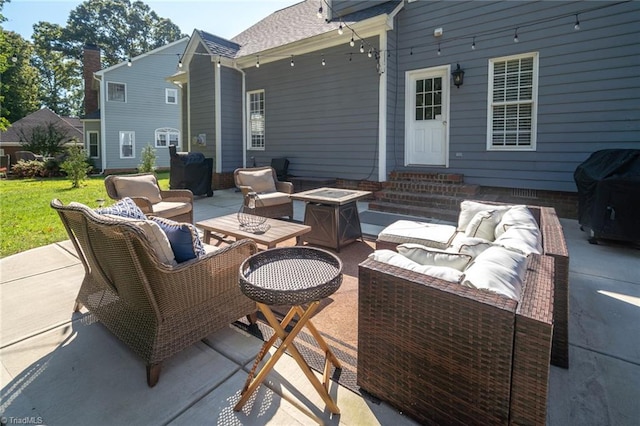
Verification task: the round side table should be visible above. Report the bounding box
[233,246,343,415]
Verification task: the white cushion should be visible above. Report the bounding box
[113,175,162,204]
[397,243,472,271]
[495,205,538,238]
[457,200,511,231]
[461,246,527,300]
[237,169,277,194]
[377,220,457,249]
[447,236,492,258]
[464,210,500,241]
[494,225,543,255]
[368,250,463,283]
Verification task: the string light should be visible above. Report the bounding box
[360,43,365,53]
[471,37,476,50]
[513,28,519,43]
[290,55,295,67]
[574,14,580,30]
[350,32,355,47]
[316,1,323,19]
[410,47,413,55]
[321,55,326,66]
[256,55,260,68]
[368,48,373,58]
[349,53,352,62]
[127,57,132,67]
[178,59,183,68]
[217,56,221,68]
[437,43,441,55]
[338,22,343,35]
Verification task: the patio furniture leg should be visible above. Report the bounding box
[73,301,83,312]
[147,363,161,387]
[247,312,258,324]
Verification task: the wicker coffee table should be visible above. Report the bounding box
[233,246,343,414]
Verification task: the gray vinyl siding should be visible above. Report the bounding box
[391,0,640,192]
[331,1,389,18]
[244,37,380,180]
[220,66,243,172]
[101,39,187,171]
[188,44,216,160]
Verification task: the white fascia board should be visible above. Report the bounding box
[234,14,391,68]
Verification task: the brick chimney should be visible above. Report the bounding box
[82,44,101,116]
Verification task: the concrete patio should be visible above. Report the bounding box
[1,189,639,425]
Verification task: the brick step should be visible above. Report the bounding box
[368,201,459,224]
[374,191,467,209]
[382,180,480,196]
[388,171,465,184]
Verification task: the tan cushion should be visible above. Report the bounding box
[254,191,291,207]
[377,220,457,249]
[113,175,162,204]
[237,169,277,194]
[151,201,192,218]
[397,243,472,271]
[368,249,463,283]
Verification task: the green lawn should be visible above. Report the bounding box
[0,172,169,258]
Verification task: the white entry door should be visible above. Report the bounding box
[405,66,450,167]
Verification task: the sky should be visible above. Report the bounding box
[2,0,301,41]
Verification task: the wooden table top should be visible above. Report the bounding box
[197,214,311,248]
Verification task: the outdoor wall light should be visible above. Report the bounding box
[452,64,465,88]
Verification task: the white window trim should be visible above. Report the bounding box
[107,81,127,103]
[246,89,265,151]
[486,52,538,151]
[119,131,135,159]
[154,127,180,148]
[165,88,178,105]
[87,130,100,159]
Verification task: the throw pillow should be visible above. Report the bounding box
[447,236,492,258]
[461,246,527,300]
[150,216,206,263]
[464,210,499,241]
[457,200,512,231]
[113,174,162,204]
[494,225,542,255]
[96,197,147,219]
[397,243,472,271]
[494,205,538,239]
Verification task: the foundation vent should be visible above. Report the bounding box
[512,188,538,199]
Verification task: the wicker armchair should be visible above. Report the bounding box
[51,199,258,387]
[234,166,294,220]
[105,173,194,223]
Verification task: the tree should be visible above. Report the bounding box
[31,22,82,117]
[18,121,73,157]
[61,0,185,68]
[0,30,40,124]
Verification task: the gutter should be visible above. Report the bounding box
[232,63,247,168]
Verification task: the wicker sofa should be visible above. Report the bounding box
[52,199,258,387]
[358,203,569,425]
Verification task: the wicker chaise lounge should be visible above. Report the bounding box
[357,205,569,425]
[52,199,258,387]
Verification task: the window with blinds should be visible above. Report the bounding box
[487,53,538,150]
[247,90,265,150]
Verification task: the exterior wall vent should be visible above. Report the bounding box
[512,188,538,199]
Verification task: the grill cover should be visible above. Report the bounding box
[574,149,640,242]
[169,145,213,197]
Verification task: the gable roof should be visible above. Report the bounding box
[0,108,84,144]
[196,0,402,60]
[95,37,190,76]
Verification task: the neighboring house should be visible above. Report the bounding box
[175,0,639,203]
[81,38,189,173]
[0,107,83,163]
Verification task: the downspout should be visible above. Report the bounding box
[378,29,387,183]
[233,63,247,168]
[214,61,222,173]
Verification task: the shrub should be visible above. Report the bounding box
[60,145,93,188]
[138,144,157,173]
[11,160,45,178]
